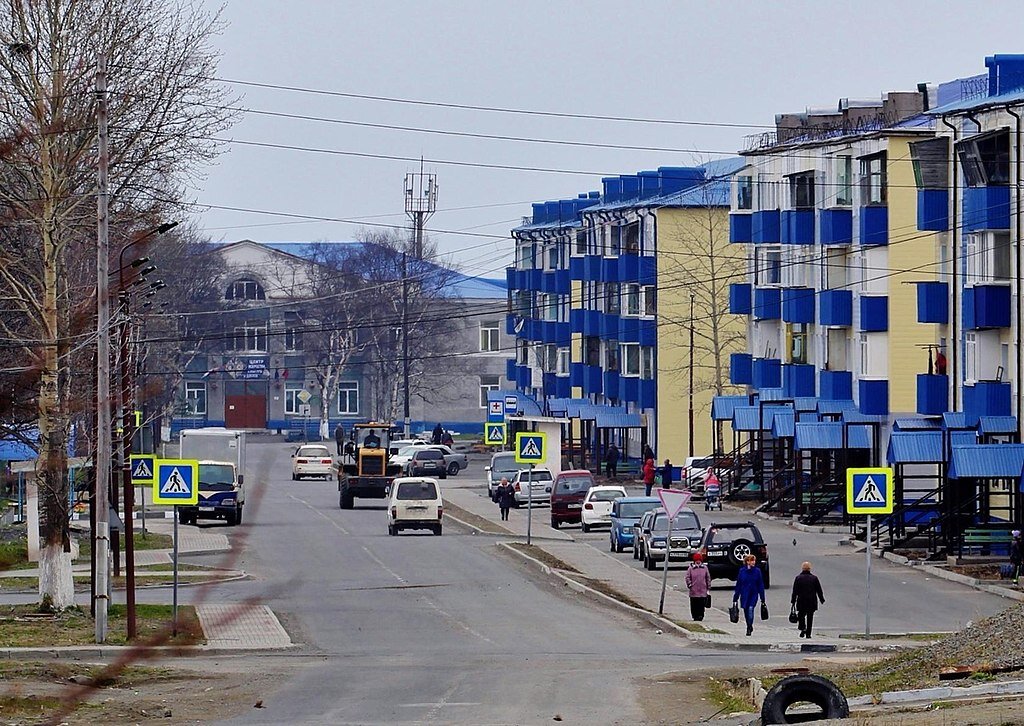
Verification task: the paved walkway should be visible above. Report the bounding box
[195,603,293,649]
[443,487,572,541]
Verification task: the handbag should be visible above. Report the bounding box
[788,604,799,624]
[654,473,663,486]
[728,603,739,623]
[704,594,712,608]
[760,602,770,621]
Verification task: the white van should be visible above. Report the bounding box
[387,477,443,536]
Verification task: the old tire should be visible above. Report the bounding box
[760,674,849,724]
[447,462,459,476]
[729,539,755,566]
[550,518,559,529]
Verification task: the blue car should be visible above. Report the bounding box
[609,497,660,553]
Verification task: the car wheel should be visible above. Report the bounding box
[226,510,238,527]
[609,535,616,553]
[235,505,243,525]
[447,462,459,476]
[434,524,443,536]
[581,522,590,533]
[340,490,354,509]
[550,517,559,529]
[291,473,297,481]
[439,471,447,480]
[761,675,849,723]
[644,554,655,570]
[613,537,623,554]
[388,523,395,536]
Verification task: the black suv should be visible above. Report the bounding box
[697,521,770,588]
[404,449,447,479]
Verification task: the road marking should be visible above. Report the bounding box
[420,596,494,645]
[398,703,481,708]
[288,494,350,535]
[361,546,406,584]
[426,673,470,721]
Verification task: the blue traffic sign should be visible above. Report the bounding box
[153,459,199,506]
[846,467,894,515]
[130,455,156,484]
[515,432,546,465]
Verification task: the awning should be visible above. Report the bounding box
[793,397,819,412]
[488,390,543,417]
[948,444,1024,481]
[979,416,1018,435]
[842,410,885,424]
[712,395,748,421]
[547,397,590,418]
[894,417,941,431]
[771,411,796,439]
[817,399,856,415]
[0,437,36,461]
[733,406,781,432]
[756,387,788,402]
[595,412,644,429]
[887,431,943,464]
[794,422,872,450]
[942,412,971,430]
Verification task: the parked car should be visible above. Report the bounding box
[485,452,520,498]
[429,445,469,476]
[511,467,553,506]
[633,509,658,560]
[387,477,443,536]
[609,497,660,553]
[403,448,448,479]
[388,439,428,456]
[682,455,717,489]
[697,521,770,587]
[291,444,334,480]
[549,470,596,528]
[390,446,424,470]
[580,485,627,532]
[639,508,703,570]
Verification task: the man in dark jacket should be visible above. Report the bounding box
[496,477,515,521]
[334,423,345,456]
[605,444,620,479]
[432,423,443,445]
[660,459,673,489]
[791,561,825,638]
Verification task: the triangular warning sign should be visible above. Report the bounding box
[161,467,189,494]
[657,488,693,518]
[132,459,152,479]
[487,426,504,442]
[520,438,542,458]
[854,476,884,504]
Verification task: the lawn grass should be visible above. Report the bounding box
[506,543,581,573]
[0,660,186,687]
[0,539,29,569]
[668,618,727,635]
[705,677,754,714]
[75,530,173,561]
[0,603,204,647]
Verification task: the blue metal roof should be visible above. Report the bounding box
[488,389,543,416]
[887,432,944,464]
[980,416,1019,435]
[0,436,36,461]
[842,410,885,424]
[732,406,779,432]
[927,87,1024,116]
[943,412,971,430]
[712,395,748,421]
[771,411,795,439]
[894,417,941,431]
[817,399,856,415]
[756,388,788,402]
[948,444,1024,480]
[793,397,819,412]
[595,412,644,429]
[794,422,872,451]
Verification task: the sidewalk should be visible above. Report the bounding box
[195,603,293,649]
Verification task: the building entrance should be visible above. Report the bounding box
[224,381,267,429]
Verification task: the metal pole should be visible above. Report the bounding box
[121,304,136,640]
[688,294,695,458]
[658,513,673,615]
[865,513,872,635]
[94,53,111,644]
[172,505,179,637]
[527,463,533,546]
[402,250,410,438]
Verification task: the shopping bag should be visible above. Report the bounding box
[760,602,770,621]
[654,473,663,486]
[728,603,739,623]
[788,605,799,624]
[704,594,712,608]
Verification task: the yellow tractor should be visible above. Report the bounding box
[337,423,402,509]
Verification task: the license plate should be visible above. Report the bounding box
[199,506,215,512]
[568,504,581,509]
[709,551,725,556]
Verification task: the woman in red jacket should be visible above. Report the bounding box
[642,457,656,496]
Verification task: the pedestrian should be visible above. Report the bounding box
[661,459,673,489]
[642,456,656,497]
[441,430,454,447]
[790,561,825,639]
[496,477,515,521]
[1011,530,1023,584]
[333,423,345,456]
[642,444,654,463]
[685,552,712,622]
[935,349,948,376]
[732,554,766,636]
[606,443,620,479]
[431,423,443,445]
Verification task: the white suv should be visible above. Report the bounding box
[387,477,443,536]
[511,468,553,506]
[580,485,627,532]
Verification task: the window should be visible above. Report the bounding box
[835,156,853,206]
[337,381,359,415]
[609,225,621,256]
[958,130,1010,187]
[556,347,570,376]
[539,294,558,321]
[479,320,500,352]
[965,333,977,383]
[232,324,267,352]
[754,247,782,285]
[515,243,534,270]
[517,340,529,365]
[605,341,620,372]
[643,286,656,316]
[623,222,640,254]
[605,283,620,314]
[624,284,641,316]
[757,173,779,210]
[284,386,307,415]
[966,232,1011,283]
[225,278,265,301]
[585,336,600,366]
[575,230,587,256]
[789,171,815,209]
[479,375,501,408]
[184,382,206,415]
[736,176,753,210]
[284,326,303,351]
[544,240,561,270]
[860,153,887,205]
[788,323,808,364]
[621,343,640,376]
[640,346,654,379]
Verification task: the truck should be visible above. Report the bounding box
[177,428,247,526]
[337,423,403,509]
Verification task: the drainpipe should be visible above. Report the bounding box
[941,114,959,410]
[1007,105,1023,431]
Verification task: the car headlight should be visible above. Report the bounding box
[221,498,236,506]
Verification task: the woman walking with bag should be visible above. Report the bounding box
[732,554,766,636]
[790,561,825,638]
[496,477,515,522]
[685,552,712,621]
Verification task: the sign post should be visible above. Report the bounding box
[846,467,894,636]
[130,455,156,536]
[484,422,507,447]
[515,432,546,547]
[153,459,199,636]
[656,488,693,615]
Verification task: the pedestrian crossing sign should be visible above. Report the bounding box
[484,422,507,446]
[515,432,546,465]
[130,455,156,485]
[153,458,199,505]
[846,467,894,515]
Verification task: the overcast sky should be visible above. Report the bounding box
[194,0,1024,277]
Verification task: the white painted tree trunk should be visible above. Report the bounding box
[37,542,75,610]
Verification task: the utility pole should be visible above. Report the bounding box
[402,163,437,437]
[94,54,111,644]
[688,293,695,459]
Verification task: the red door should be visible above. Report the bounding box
[224,382,267,428]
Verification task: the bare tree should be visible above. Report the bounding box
[0,0,234,609]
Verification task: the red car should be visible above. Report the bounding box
[549,470,596,528]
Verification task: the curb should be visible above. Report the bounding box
[442,502,573,542]
[0,643,301,659]
[751,509,849,535]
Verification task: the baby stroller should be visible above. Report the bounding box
[703,472,722,511]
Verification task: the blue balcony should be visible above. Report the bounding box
[600,313,620,339]
[638,319,656,347]
[620,376,640,404]
[730,213,752,244]
[641,380,657,409]
[584,365,603,395]
[783,363,816,397]
[505,267,517,290]
[569,308,585,334]
[555,269,571,295]
[860,296,888,332]
[618,317,639,343]
[859,206,889,245]
[782,287,815,324]
[916,281,949,324]
[963,380,1012,427]
[551,376,571,399]
[917,374,948,415]
[819,370,853,401]
[819,289,853,327]
[820,208,853,245]
[542,372,559,396]
[753,287,781,320]
[752,358,782,389]
[917,189,949,231]
[639,256,656,285]
[582,309,601,336]
[859,379,889,416]
[601,257,619,283]
[569,362,585,388]
[781,210,815,245]
[619,253,640,281]
[730,353,753,385]
[506,314,520,336]
[751,210,781,244]
[569,256,584,280]
[604,370,620,399]
[525,319,545,341]
[506,358,517,383]
[527,269,544,290]
[963,186,1011,232]
[963,285,1011,329]
[515,365,532,389]
[583,255,603,281]
[540,272,559,294]
[729,283,752,315]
